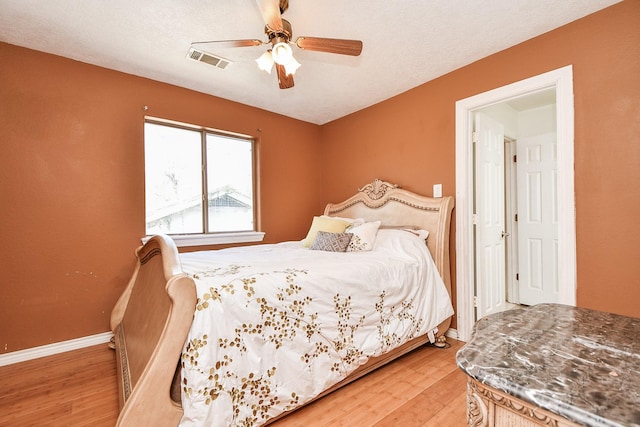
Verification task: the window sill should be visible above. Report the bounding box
[142,231,265,248]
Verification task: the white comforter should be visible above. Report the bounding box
[178,229,453,426]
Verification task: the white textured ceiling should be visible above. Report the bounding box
[0,0,620,124]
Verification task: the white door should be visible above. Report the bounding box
[516,132,559,305]
[504,139,520,304]
[474,112,507,319]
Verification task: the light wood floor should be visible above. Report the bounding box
[0,339,468,426]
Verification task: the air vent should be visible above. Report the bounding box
[186,48,232,70]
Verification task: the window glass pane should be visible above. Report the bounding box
[145,123,203,234]
[206,134,254,232]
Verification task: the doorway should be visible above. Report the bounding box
[454,66,577,342]
[474,91,559,319]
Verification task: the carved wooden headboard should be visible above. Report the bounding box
[324,179,454,296]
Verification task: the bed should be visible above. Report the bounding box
[110,178,455,426]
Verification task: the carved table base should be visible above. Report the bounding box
[466,378,580,427]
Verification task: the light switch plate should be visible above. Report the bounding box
[433,184,442,198]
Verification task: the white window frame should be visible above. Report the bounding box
[143,117,264,247]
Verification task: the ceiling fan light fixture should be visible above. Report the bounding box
[256,50,274,74]
[271,40,293,65]
[284,56,301,75]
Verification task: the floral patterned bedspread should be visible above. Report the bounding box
[178,229,454,426]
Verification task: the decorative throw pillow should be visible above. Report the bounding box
[346,221,381,252]
[310,231,353,252]
[302,216,351,247]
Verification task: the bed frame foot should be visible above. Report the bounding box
[433,335,448,348]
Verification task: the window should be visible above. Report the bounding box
[144,119,263,246]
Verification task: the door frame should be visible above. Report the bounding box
[454,65,577,342]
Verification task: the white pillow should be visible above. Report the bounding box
[406,229,430,241]
[378,225,429,241]
[346,221,381,252]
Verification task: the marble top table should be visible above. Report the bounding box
[456,304,640,427]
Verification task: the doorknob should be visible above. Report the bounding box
[501,231,510,238]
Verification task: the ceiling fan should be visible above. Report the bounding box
[191,0,363,89]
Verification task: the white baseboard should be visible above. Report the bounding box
[0,332,113,367]
[445,327,461,341]
[0,328,460,367]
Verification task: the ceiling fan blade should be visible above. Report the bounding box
[255,0,283,32]
[275,63,294,89]
[295,37,363,56]
[191,39,263,49]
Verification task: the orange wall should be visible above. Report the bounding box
[320,1,640,319]
[2,1,639,353]
[0,44,322,353]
